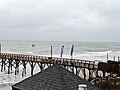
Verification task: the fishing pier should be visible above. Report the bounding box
[0,53,98,81]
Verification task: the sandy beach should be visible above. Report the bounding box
[0,86,11,90]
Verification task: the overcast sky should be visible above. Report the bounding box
[0,0,120,42]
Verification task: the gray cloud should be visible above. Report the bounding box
[0,0,120,41]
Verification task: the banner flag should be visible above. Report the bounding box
[70,44,74,57]
[60,45,64,57]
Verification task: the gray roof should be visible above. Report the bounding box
[12,65,99,90]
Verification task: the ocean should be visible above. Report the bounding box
[0,40,120,84]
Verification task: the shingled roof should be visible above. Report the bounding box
[12,65,100,90]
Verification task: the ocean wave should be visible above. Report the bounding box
[40,50,50,53]
[87,50,112,56]
[24,52,34,54]
[2,50,21,54]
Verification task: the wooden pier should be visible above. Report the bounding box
[0,53,98,81]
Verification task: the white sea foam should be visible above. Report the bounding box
[1,50,21,54]
[24,52,34,54]
[87,50,112,56]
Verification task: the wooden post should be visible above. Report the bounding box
[0,44,1,56]
[103,71,105,78]
[40,63,43,71]
[4,59,6,71]
[107,53,108,61]
[96,70,99,78]
[17,62,19,74]
[30,61,34,76]
[15,60,20,75]
[118,56,119,62]
[88,69,91,81]
[114,56,115,61]
[10,60,13,71]
[8,59,11,74]
[50,46,52,58]
[88,61,91,81]
[83,62,86,80]
[29,60,36,76]
[38,62,43,71]
[75,67,78,75]
[1,59,3,72]
[22,61,27,75]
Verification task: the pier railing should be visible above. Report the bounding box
[0,53,98,70]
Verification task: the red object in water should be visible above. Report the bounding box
[32,44,35,47]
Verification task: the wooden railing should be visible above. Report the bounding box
[0,53,98,70]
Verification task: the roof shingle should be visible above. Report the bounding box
[12,65,100,90]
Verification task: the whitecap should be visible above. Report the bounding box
[24,52,34,54]
[87,50,112,56]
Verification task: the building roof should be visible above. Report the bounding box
[12,65,99,90]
